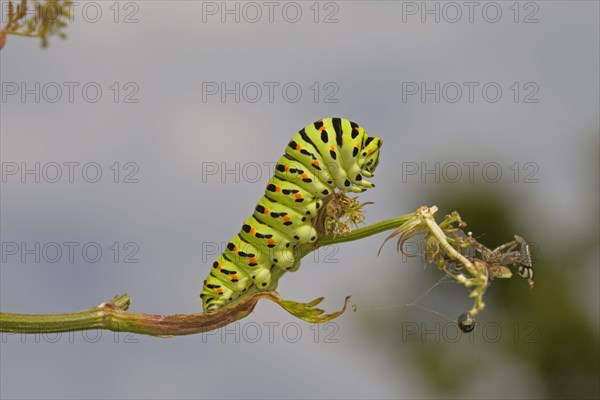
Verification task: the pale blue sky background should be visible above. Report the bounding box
[1,1,598,399]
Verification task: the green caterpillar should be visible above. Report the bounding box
[201,118,383,311]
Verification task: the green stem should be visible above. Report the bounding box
[0,292,268,336]
[0,214,414,336]
[317,214,414,247]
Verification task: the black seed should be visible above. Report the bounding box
[458,313,476,333]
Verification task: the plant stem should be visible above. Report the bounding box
[317,214,414,247]
[0,214,414,337]
[0,293,267,336]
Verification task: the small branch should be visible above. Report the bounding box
[0,293,352,337]
[2,292,262,336]
[317,214,415,247]
[0,206,532,336]
[0,214,413,336]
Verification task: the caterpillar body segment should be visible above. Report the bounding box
[201,118,382,311]
[265,176,322,217]
[239,216,296,271]
[223,236,264,272]
[274,154,334,198]
[254,196,318,244]
[210,255,252,291]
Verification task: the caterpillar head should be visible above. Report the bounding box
[360,136,383,176]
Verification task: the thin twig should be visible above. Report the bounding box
[0,214,414,337]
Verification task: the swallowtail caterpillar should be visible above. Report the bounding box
[200,118,382,311]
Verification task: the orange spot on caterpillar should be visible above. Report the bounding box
[319,126,326,131]
[283,216,291,222]
[295,143,302,150]
[355,143,360,148]
[330,145,335,151]
[267,238,275,244]
[264,208,270,215]
[217,288,223,294]
[312,160,319,166]
[301,173,308,179]
[367,149,372,155]
[276,186,281,192]
[249,258,257,264]
[217,265,222,270]
[231,274,238,280]
[294,193,302,199]
[284,166,290,172]
[250,227,256,234]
